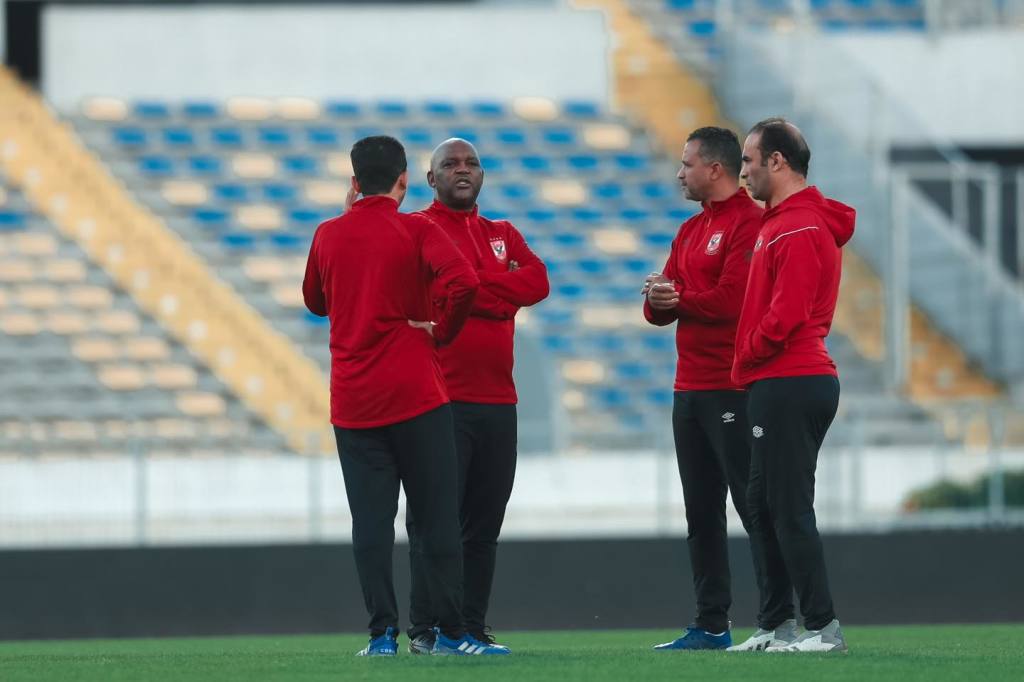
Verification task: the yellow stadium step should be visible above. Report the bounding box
[0,68,332,455]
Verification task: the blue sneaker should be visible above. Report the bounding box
[357,626,398,656]
[430,627,511,655]
[654,626,732,651]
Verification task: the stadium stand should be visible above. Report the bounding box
[70,92,955,448]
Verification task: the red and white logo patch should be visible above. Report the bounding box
[705,231,724,255]
[490,238,507,262]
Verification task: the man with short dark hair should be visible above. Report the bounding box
[643,126,775,651]
[303,135,507,657]
[405,138,549,655]
[733,117,855,653]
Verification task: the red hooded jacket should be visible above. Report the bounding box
[731,186,856,386]
[644,189,762,391]
[303,195,479,428]
[420,200,549,403]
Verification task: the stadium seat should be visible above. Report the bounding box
[543,128,577,146]
[642,232,675,249]
[271,283,304,308]
[112,126,147,147]
[307,127,341,147]
[82,97,128,121]
[277,97,321,121]
[583,124,632,151]
[221,233,255,250]
[592,182,624,200]
[325,101,361,118]
[480,156,504,173]
[68,285,113,309]
[269,233,306,250]
[469,101,505,118]
[326,153,354,177]
[163,127,195,147]
[97,364,147,391]
[138,155,175,177]
[187,155,224,176]
[162,180,209,206]
[0,259,34,281]
[236,205,282,231]
[552,232,586,249]
[401,127,433,147]
[614,361,653,382]
[540,179,587,206]
[0,211,27,230]
[96,310,141,335]
[513,97,558,122]
[520,156,552,172]
[689,20,717,37]
[0,312,40,335]
[176,392,227,417]
[563,101,601,119]
[211,127,245,147]
[258,127,293,147]
[576,258,610,277]
[570,207,604,224]
[567,155,600,172]
[615,154,648,171]
[43,259,87,283]
[305,181,347,206]
[71,337,119,362]
[423,101,458,118]
[562,359,606,384]
[212,183,250,203]
[193,208,231,229]
[15,233,58,256]
[620,208,651,223]
[263,183,299,203]
[499,183,532,200]
[593,229,639,255]
[226,97,273,121]
[182,101,219,119]
[151,364,199,390]
[280,155,319,176]
[542,334,576,354]
[123,337,171,361]
[232,153,278,179]
[17,285,60,309]
[377,101,410,118]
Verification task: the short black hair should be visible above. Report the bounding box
[686,126,741,178]
[350,135,407,195]
[748,117,810,177]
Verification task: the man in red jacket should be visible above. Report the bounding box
[643,127,780,651]
[405,138,549,654]
[733,118,856,653]
[303,136,507,657]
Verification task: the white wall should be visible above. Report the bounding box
[42,3,609,109]
[761,28,1024,145]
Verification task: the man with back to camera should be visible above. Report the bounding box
[733,117,855,653]
[302,135,508,656]
[643,127,788,651]
[405,138,550,654]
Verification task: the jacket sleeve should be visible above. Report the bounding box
[419,218,480,345]
[745,227,822,361]
[471,286,519,320]
[643,234,680,327]
[476,224,550,307]
[675,214,758,322]
[302,226,327,317]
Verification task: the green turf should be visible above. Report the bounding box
[1,625,1020,682]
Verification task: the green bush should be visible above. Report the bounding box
[903,469,1024,511]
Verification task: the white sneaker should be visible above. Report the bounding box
[772,619,848,653]
[729,619,799,652]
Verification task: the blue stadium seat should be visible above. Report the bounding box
[567,155,600,171]
[620,208,651,223]
[0,211,27,230]
[182,101,219,119]
[449,128,480,145]
[570,208,604,224]
[641,335,676,353]
[212,184,249,203]
[325,101,361,118]
[401,127,433,147]
[562,101,600,119]
[470,101,505,118]
[163,127,195,147]
[689,20,717,37]
[423,101,458,118]
[221,233,255,249]
[645,389,674,409]
[592,387,629,410]
[665,208,697,222]
[603,284,638,302]
[138,155,175,177]
[187,155,223,176]
[576,258,610,276]
[810,0,833,8]
[495,128,527,146]
[821,18,853,30]
[307,127,341,147]
[543,128,576,146]
[304,310,329,326]
[211,127,244,147]
[289,207,326,224]
[113,126,147,147]
[641,182,673,200]
[259,127,293,147]
[486,209,511,221]
[593,182,623,199]
[589,335,626,353]
[520,155,552,173]
[377,101,409,118]
[615,154,648,171]
[480,156,504,173]
[134,102,170,119]
[194,208,230,229]
[525,208,557,224]
[263,183,299,204]
[355,126,384,140]
[667,0,697,10]
[615,361,653,381]
[643,232,675,249]
[542,334,576,354]
[499,183,532,200]
[406,185,433,202]
[270,232,306,250]
[553,232,585,249]
[281,155,319,176]
[557,283,586,300]
[622,258,654,274]
[544,258,564,276]
[533,307,575,327]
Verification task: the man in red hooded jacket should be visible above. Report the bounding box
[732,118,856,653]
[405,138,549,654]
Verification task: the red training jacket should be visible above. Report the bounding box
[420,200,549,403]
[731,186,856,387]
[644,189,762,391]
[302,195,479,428]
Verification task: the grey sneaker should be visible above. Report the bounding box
[408,631,436,655]
[728,619,799,652]
[771,619,848,653]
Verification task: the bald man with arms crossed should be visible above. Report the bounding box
[405,138,549,655]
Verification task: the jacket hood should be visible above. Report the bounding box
[765,186,855,247]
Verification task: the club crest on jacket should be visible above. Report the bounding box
[490,238,507,262]
[706,231,724,255]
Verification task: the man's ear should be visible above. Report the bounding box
[351,176,361,194]
[396,170,409,192]
[427,169,436,188]
[769,151,786,173]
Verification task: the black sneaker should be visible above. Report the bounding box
[408,630,436,655]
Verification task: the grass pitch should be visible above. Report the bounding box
[1,624,1020,682]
